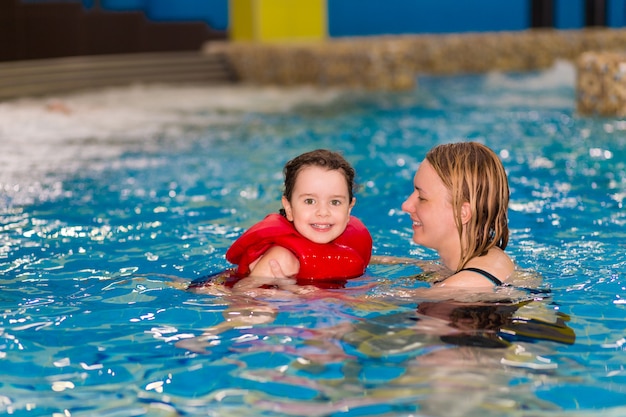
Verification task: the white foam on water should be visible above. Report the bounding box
[485,59,576,91]
[478,59,577,108]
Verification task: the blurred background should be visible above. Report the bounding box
[2,0,625,62]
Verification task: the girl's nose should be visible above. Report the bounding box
[317,204,330,216]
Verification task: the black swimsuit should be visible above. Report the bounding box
[458,267,504,286]
[433,267,553,297]
[432,267,506,286]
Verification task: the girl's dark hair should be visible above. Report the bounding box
[283,149,356,202]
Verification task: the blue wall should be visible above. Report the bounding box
[98,0,229,30]
[144,0,228,31]
[555,0,585,29]
[100,0,145,10]
[20,0,626,34]
[553,0,626,29]
[327,0,528,36]
[608,0,626,26]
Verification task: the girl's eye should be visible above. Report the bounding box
[304,198,315,205]
[330,200,342,206]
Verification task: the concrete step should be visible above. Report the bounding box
[0,51,237,100]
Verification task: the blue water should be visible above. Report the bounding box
[1,62,625,416]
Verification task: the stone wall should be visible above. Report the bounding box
[205,28,626,91]
[577,51,626,116]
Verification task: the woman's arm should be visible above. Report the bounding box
[370,255,446,274]
[232,246,300,291]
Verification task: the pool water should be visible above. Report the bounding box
[1,61,625,416]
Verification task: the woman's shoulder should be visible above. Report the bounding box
[438,247,514,288]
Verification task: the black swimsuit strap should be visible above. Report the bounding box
[458,267,504,286]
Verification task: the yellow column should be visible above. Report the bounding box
[230,0,327,42]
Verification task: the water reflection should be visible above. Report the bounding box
[416,299,575,349]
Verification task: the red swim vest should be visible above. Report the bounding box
[225,213,372,281]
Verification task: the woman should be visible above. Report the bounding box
[399,141,513,288]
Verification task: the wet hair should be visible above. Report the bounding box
[426,142,510,271]
[282,149,356,203]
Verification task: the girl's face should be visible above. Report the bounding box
[401,160,461,254]
[282,166,355,244]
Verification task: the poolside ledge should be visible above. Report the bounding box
[205,28,626,92]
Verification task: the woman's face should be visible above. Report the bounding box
[401,160,460,253]
[282,166,355,244]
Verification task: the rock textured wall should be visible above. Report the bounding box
[577,51,626,116]
[206,28,626,92]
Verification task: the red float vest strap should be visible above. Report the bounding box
[225,213,372,280]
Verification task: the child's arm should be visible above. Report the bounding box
[250,246,300,277]
[232,246,300,291]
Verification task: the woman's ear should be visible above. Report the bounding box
[460,201,472,225]
[281,196,294,221]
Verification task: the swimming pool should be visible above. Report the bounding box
[1,61,625,416]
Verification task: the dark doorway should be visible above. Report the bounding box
[586,0,607,26]
[0,0,226,62]
[531,0,554,28]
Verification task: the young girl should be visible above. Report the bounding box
[399,141,514,289]
[189,149,372,292]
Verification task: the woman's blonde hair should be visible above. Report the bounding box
[426,142,509,271]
